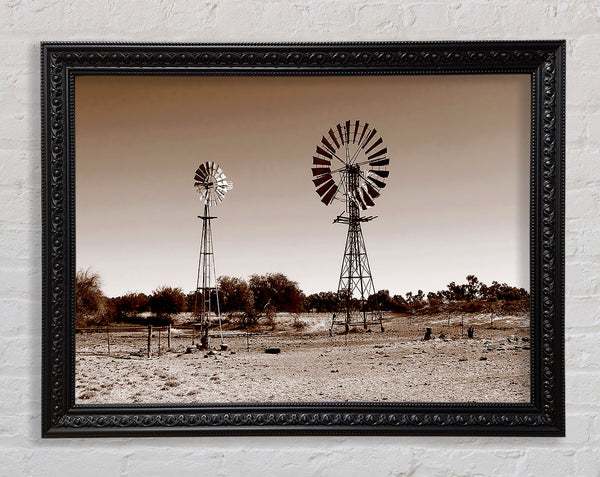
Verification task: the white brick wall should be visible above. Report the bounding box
[0,1,598,475]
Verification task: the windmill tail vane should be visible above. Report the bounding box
[311,120,389,335]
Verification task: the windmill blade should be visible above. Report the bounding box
[365,137,383,154]
[368,147,387,160]
[316,146,333,159]
[321,136,336,153]
[352,187,366,210]
[337,124,344,145]
[361,187,375,207]
[197,163,209,177]
[313,157,331,166]
[369,169,389,178]
[369,158,389,167]
[362,128,377,149]
[365,182,381,198]
[313,173,333,187]
[321,184,338,205]
[312,167,331,177]
[316,179,335,197]
[345,120,351,144]
[328,129,340,148]
[353,120,360,143]
[367,176,387,188]
[358,122,369,145]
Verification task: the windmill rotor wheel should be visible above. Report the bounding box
[311,120,390,209]
[194,161,233,206]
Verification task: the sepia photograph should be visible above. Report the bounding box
[74,73,531,405]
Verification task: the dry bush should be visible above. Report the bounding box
[292,317,307,331]
[263,306,277,331]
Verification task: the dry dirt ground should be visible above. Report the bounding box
[75,312,530,404]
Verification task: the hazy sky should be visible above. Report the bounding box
[76,74,530,298]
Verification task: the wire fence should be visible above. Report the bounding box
[76,324,256,358]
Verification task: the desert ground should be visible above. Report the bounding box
[75,312,530,404]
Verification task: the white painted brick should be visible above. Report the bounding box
[127,449,224,476]
[568,70,600,110]
[0,379,33,414]
[64,0,114,30]
[567,188,600,220]
[566,296,600,327]
[516,449,577,477]
[564,413,592,445]
[12,0,68,32]
[587,113,600,146]
[581,226,600,256]
[0,228,40,270]
[307,2,357,31]
[574,448,600,477]
[566,113,587,145]
[566,259,600,297]
[452,1,503,34]
[418,449,521,476]
[566,372,600,408]
[567,147,600,188]
[355,3,403,34]
[162,2,219,33]
[30,450,123,477]
[0,335,39,372]
[0,449,33,477]
[571,33,600,72]
[406,3,454,32]
[566,333,600,370]
[0,186,39,228]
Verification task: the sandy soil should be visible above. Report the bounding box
[75,312,530,404]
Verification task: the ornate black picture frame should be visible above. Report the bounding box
[41,41,565,437]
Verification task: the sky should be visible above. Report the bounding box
[75,74,530,298]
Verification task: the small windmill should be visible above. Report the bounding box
[311,120,389,334]
[193,162,233,348]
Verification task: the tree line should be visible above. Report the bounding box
[76,269,529,328]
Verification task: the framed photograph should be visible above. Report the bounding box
[41,41,565,437]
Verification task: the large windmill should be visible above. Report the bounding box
[193,161,233,348]
[311,120,389,334]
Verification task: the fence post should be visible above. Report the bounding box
[106,326,110,355]
[461,316,464,337]
[147,325,152,358]
[158,329,161,355]
[168,324,171,349]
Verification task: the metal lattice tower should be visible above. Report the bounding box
[333,166,381,333]
[310,120,389,335]
[193,162,233,348]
